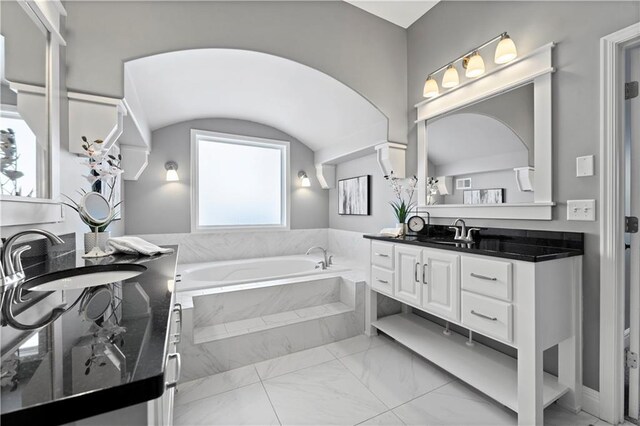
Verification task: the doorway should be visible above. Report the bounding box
[627,44,640,424]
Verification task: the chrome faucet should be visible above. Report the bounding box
[1,229,64,287]
[305,246,333,270]
[449,219,480,243]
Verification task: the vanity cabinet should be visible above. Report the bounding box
[365,236,582,426]
[421,250,460,322]
[394,245,422,305]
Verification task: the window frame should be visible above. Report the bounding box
[190,129,290,233]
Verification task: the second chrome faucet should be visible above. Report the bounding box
[449,219,480,243]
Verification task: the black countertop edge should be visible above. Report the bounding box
[1,375,164,426]
[363,234,583,263]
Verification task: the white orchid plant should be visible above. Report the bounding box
[61,137,123,232]
[385,173,418,224]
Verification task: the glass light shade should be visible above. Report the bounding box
[300,176,311,187]
[423,77,439,98]
[442,65,459,88]
[166,169,179,182]
[495,35,517,64]
[465,53,485,78]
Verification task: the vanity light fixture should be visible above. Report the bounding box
[423,76,439,98]
[165,161,179,182]
[495,34,518,64]
[442,65,459,88]
[464,52,485,78]
[298,171,311,187]
[421,32,517,98]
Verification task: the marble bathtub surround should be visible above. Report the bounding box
[138,228,329,264]
[178,277,366,381]
[138,228,369,266]
[192,276,345,327]
[174,334,602,426]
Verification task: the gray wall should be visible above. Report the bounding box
[125,118,329,234]
[329,153,398,233]
[404,0,639,391]
[63,1,408,144]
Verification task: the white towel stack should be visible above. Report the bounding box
[106,236,174,256]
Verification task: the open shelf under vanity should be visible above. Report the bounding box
[373,313,569,413]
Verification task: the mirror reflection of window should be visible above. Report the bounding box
[0,1,48,198]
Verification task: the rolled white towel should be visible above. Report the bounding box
[106,236,174,256]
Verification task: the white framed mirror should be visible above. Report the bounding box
[0,0,66,226]
[416,43,555,220]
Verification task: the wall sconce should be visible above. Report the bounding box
[165,161,179,182]
[422,32,518,98]
[298,171,311,187]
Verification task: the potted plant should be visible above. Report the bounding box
[386,173,418,236]
[61,137,123,252]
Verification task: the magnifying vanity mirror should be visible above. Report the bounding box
[426,83,534,205]
[81,192,113,258]
[81,192,112,224]
[0,1,49,198]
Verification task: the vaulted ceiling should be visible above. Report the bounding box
[123,49,388,164]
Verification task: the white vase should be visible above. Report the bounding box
[84,231,111,253]
[396,223,407,236]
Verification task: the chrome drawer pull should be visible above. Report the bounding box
[414,262,420,282]
[422,263,428,285]
[173,303,183,343]
[470,273,498,281]
[374,253,390,258]
[376,278,389,284]
[165,352,182,389]
[470,310,498,321]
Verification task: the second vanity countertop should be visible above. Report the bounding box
[0,244,179,426]
[364,226,584,262]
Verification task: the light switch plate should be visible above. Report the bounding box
[567,199,596,221]
[576,155,595,177]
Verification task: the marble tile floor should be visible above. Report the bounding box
[174,334,605,426]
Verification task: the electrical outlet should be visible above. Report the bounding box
[567,199,596,221]
[576,155,595,177]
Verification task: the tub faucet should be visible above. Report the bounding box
[306,246,333,269]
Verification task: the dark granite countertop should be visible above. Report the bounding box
[364,226,583,262]
[0,241,179,426]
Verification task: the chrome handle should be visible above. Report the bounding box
[172,303,183,343]
[374,253,389,258]
[470,273,497,281]
[470,310,498,321]
[165,353,182,389]
[414,262,420,282]
[376,278,389,284]
[422,263,428,284]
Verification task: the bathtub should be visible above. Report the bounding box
[178,255,345,291]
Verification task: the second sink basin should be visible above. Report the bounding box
[23,264,147,292]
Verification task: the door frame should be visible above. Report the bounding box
[600,21,640,425]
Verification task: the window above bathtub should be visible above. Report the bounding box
[191,129,290,232]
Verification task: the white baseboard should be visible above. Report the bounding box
[582,386,600,418]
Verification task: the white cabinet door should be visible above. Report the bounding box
[421,249,460,321]
[394,245,422,306]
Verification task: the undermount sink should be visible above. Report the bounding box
[22,264,147,292]
[419,237,474,246]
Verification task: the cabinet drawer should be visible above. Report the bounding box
[461,291,513,343]
[372,242,394,269]
[461,256,513,301]
[371,266,394,296]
